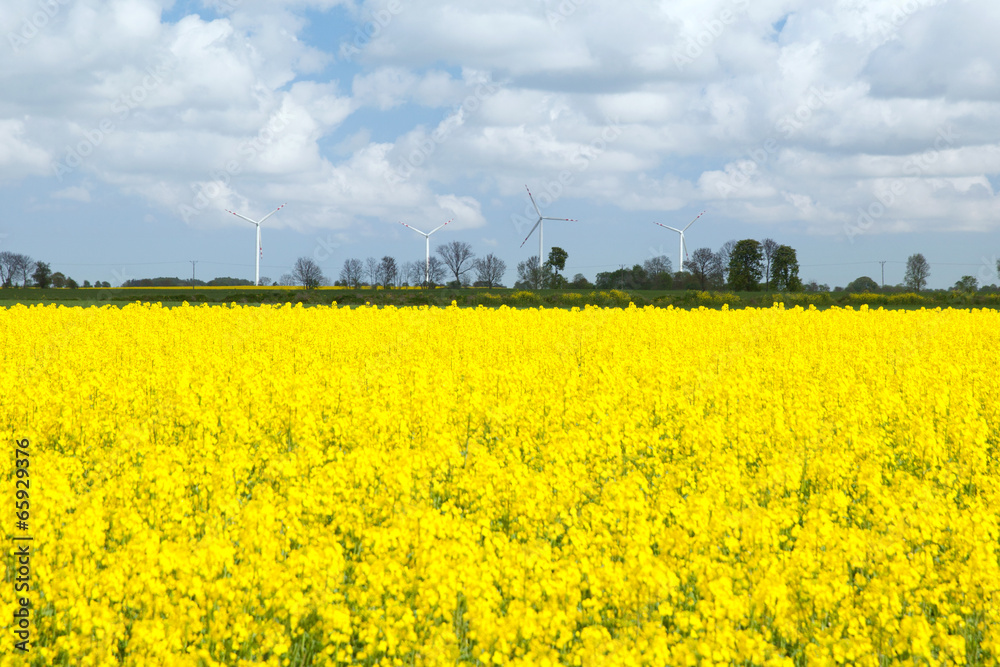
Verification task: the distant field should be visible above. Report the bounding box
[1,286,999,310]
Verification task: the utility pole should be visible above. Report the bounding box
[879,260,887,289]
[620,264,626,290]
[190,260,197,283]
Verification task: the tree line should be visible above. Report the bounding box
[8,241,997,293]
[0,253,111,289]
[587,238,803,292]
[326,242,508,289]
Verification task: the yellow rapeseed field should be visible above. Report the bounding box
[2,302,999,666]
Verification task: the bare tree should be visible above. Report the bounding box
[761,238,779,290]
[688,248,723,290]
[904,253,931,291]
[365,257,379,287]
[0,251,16,287]
[339,258,364,288]
[292,257,325,288]
[436,241,476,285]
[0,253,33,287]
[427,257,446,285]
[378,256,398,287]
[643,255,672,277]
[474,253,507,288]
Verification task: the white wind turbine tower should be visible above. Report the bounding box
[520,185,577,274]
[225,204,286,286]
[399,219,451,285]
[654,211,705,274]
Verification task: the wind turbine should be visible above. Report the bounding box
[654,211,705,274]
[225,204,286,286]
[400,219,450,285]
[519,185,577,274]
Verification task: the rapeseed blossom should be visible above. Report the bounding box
[1,303,998,665]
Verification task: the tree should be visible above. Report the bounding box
[687,248,723,290]
[570,273,592,288]
[51,272,66,288]
[65,277,79,289]
[904,253,930,291]
[426,257,446,285]
[727,240,763,291]
[83,280,92,288]
[0,252,33,287]
[845,276,879,293]
[803,280,830,292]
[547,247,568,281]
[436,241,475,285]
[769,245,802,292]
[643,255,673,289]
[339,258,364,288]
[596,265,647,290]
[0,251,15,287]
[474,254,507,288]
[32,261,52,289]
[13,255,33,287]
[717,240,737,286]
[278,274,295,286]
[761,238,779,290]
[378,256,398,287]
[515,256,553,289]
[365,257,379,287]
[953,275,978,292]
[292,257,325,288]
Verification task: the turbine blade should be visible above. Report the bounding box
[257,203,287,225]
[655,223,683,233]
[226,210,258,225]
[542,217,577,222]
[401,222,428,236]
[428,219,452,235]
[519,218,542,248]
[525,185,542,218]
[682,210,706,232]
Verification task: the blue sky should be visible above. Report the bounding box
[1,0,998,288]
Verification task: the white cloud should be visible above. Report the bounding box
[0,0,998,256]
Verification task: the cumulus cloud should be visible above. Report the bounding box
[0,0,997,246]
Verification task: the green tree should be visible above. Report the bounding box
[32,261,52,289]
[727,240,763,291]
[547,247,568,277]
[761,238,779,290]
[51,271,66,288]
[769,245,802,291]
[768,245,802,292]
[845,276,879,293]
[904,253,930,291]
[953,275,978,292]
